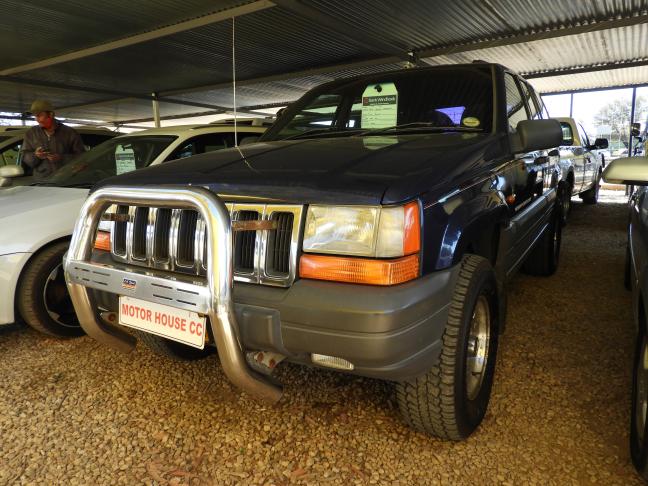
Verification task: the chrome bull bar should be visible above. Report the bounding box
[63,186,282,403]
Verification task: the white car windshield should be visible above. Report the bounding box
[37,135,177,188]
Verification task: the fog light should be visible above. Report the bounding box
[311,354,354,370]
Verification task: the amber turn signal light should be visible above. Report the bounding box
[299,254,420,286]
[94,230,111,252]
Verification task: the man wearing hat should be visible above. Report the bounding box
[21,100,85,180]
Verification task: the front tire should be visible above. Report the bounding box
[559,181,573,226]
[395,255,499,440]
[581,172,601,204]
[17,241,84,337]
[631,328,648,479]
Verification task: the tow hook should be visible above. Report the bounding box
[246,351,286,376]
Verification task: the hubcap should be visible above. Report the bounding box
[43,263,79,328]
[466,295,491,401]
[635,335,648,442]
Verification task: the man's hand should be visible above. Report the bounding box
[46,153,62,163]
[35,147,49,159]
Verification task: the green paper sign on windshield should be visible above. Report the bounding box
[360,82,398,129]
[115,145,137,175]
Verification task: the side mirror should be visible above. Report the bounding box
[513,119,562,153]
[0,165,24,178]
[593,138,609,149]
[603,156,648,185]
[632,122,642,138]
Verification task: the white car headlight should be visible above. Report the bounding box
[303,202,420,258]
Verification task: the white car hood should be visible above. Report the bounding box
[0,185,88,255]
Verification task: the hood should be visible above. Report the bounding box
[0,185,88,254]
[95,133,503,205]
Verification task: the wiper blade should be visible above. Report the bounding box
[281,128,363,140]
[356,123,484,137]
[30,182,58,187]
[62,182,94,189]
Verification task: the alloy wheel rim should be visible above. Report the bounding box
[636,335,648,443]
[43,263,80,328]
[466,295,491,401]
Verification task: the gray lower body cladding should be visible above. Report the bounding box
[90,261,461,382]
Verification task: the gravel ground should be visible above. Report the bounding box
[0,189,643,485]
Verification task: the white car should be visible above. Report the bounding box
[0,122,267,336]
[0,126,118,185]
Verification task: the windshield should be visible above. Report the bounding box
[263,66,494,141]
[42,135,177,187]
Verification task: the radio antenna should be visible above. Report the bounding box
[232,16,238,147]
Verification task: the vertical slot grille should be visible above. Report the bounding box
[176,210,198,267]
[112,205,129,255]
[109,202,301,286]
[267,212,294,275]
[153,208,172,261]
[234,210,258,272]
[131,207,149,260]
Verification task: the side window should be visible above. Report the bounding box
[560,122,574,146]
[0,141,22,166]
[198,133,235,153]
[577,124,590,148]
[80,134,114,150]
[519,81,541,119]
[166,140,197,161]
[505,74,528,132]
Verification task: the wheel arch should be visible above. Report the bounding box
[14,236,72,306]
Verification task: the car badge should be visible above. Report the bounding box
[122,278,137,291]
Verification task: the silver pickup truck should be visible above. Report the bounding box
[555,117,608,222]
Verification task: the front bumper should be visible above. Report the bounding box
[88,259,460,381]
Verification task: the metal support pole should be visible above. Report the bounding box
[152,92,161,128]
[630,86,637,156]
[569,93,574,118]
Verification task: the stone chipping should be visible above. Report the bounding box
[0,190,642,485]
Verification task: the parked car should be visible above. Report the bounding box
[0,123,267,337]
[0,126,118,187]
[602,156,648,480]
[63,63,563,439]
[554,117,608,220]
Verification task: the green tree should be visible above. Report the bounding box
[594,95,647,146]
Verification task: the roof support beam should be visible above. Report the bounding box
[0,0,275,76]
[418,14,648,59]
[522,59,648,79]
[0,75,244,114]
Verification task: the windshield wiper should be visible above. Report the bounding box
[281,128,363,140]
[356,123,484,137]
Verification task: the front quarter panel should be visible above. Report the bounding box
[0,252,31,325]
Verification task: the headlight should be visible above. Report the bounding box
[303,202,420,258]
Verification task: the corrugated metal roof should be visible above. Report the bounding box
[0,0,251,70]
[422,23,648,75]
[10,7,387,97]
[171,62,406,109]
[1,0,647,122]
[529,65,648,93]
